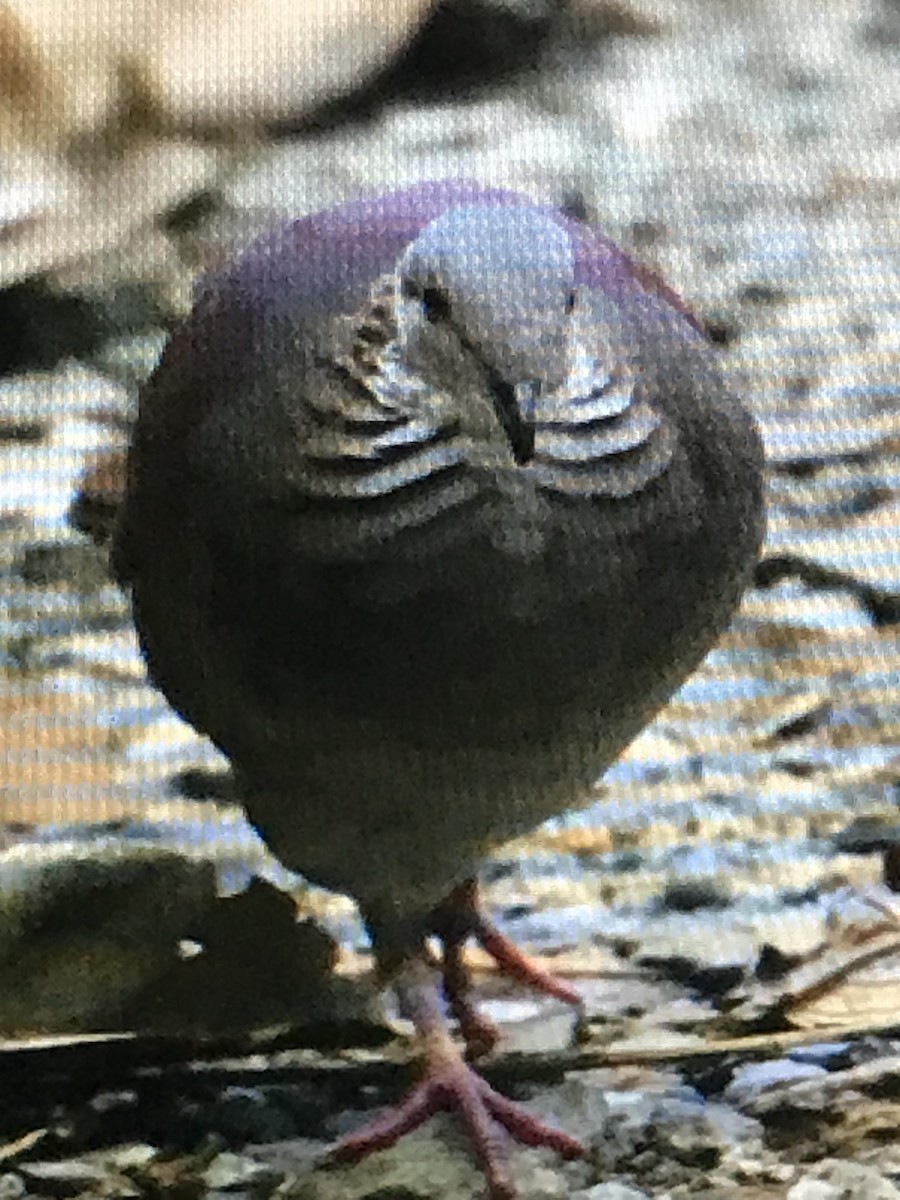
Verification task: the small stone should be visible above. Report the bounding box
[575,1183,650,1200]
[14,541,110,588]
[20,1159,137,1198]
[730,1157,796,1185]
[788,1161,900,1200]
[202,1151,282,1192]
[105,1144,157,1171]
[725,1060,828,1108]
[0,419,46,443]
[518,1164,573,1199]
[788,1183,835,1200]
[657,879,731,913]
[788,1043,852,1068]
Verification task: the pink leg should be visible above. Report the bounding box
[442,934,502,1057]
[433,879,583,1021]
[328,958,586,1200]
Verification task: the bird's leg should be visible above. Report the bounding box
[328,955,586,1200]
[431,878,584,1057]
[441,932,503,1056]
[430,881,503,1056]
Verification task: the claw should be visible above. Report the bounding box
[332,895,587,1198]
[432,879,583,1057]
[330,967,585,1200]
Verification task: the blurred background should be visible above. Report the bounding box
[0,0,898,1044]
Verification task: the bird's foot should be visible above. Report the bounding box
[441,935,503,1057]
[431,878,584,1053]
[329,1035,585,1200]
[473,912,583,1008]
[326,957,586,1199]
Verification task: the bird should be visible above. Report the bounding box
[112,179,765,1198]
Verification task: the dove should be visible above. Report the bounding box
[113,180,764,1198]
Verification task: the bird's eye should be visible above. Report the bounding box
[421,286,452,324]
[401,277,452,324]
[565,289,577,314]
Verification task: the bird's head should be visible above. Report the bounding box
[353,202,643,470]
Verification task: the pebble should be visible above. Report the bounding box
[725,1060,829,1108]
[201,1150,284,1192]
[788,1042,853,1068]
[575,1185,650,1200]
[788,1161,900,1200]
[13,541,111,589]
[19,1158,138,1198]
